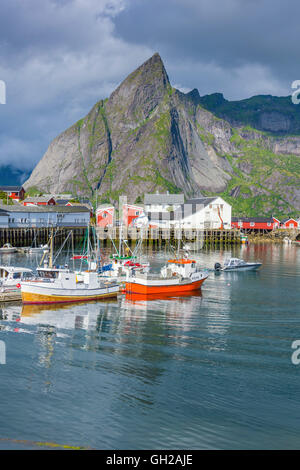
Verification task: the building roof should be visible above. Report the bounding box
[55,199,70,205]
[0,186,24,192]
[0,210,9,217]
[232,216,274,223]
[24,196,55,203]
[185,197,217,207]
[0,205,90,213]
[96,204,115,210]
[144,193,184,205]
[281,218,298,223]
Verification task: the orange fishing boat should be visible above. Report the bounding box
[125,258,208,295]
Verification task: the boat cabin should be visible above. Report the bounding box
[0,266,34,284]
[161,259,197,278]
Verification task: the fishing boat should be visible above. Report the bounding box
[20,228,119,304]
[0,243,17,254]
[214,258,262,272]
[20,269,119,304]
[0,266,34,290]
[125,258,208,295]
[28,244,49,254]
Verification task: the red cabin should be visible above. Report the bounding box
[0,185,25,202]
[96,205,114,228]
[23,196,56,206]
[281,218,298,229]
[122,204,145,227]
[231,216,276,231]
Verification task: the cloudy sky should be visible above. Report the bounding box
[0,0,298,176]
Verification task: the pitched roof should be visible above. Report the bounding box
[232,216,274,223]
[0,205,90,213]
[281,218,298,223]
[144,193,184,205]
[0,186,24,192]
[184,197,217,207]
[24,196,55,203]
[96,204,115,210]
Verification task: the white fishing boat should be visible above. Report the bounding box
[0,243,17,254]
[20,227,119,304]
[214,258,262,272]
[0,266,34,291]
[20,268,119,305]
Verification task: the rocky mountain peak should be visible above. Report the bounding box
[108,52,170,121]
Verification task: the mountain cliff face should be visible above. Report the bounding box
[25,53,300,217]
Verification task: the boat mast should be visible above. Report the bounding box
[49,227,54,268]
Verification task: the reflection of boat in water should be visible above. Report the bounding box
[125,289,202,303]
[214,258,262,272]
[0,243,17,254]
[21,297,117,316]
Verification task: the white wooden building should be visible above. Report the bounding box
[147,196,231,229]
[0,205,90,228]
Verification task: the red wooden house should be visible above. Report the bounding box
[231,216,277,231]
[0,185,25,202]
[96,205,114,228]
[23,196,56,206]
[122,204,145,227]
[281,218,298,229]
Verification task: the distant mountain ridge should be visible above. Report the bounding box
[24,53,300,217]
[198,93,300,134]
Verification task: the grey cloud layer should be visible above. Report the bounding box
[0,0,297,173]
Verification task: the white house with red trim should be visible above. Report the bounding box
[96,205,115,227]
[148,196,231,229]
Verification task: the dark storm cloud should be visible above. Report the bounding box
[0,0,298,175]
[115,0,298,95]
[0,0,152,170]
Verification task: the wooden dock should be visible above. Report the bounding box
[0,227,87,248]
[0,290,22,302]
[96,227,241,247]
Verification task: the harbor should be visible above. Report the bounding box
[0,242,299,449]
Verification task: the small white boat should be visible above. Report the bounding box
[215,258,262,272]
[0,243,17,254]
[0,266,34,291]
[28,244,49,254]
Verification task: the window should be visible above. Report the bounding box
[103,213,107,218]
[267,223,271,227]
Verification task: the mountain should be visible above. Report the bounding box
[24,53,300,217]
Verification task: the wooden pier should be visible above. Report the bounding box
[0,290,21,302]
[96,227,241,247]
[0,227,87,248]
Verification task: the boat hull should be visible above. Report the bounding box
[223,263,261,272]
[125,277,207,295]
[21,283,119,304]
